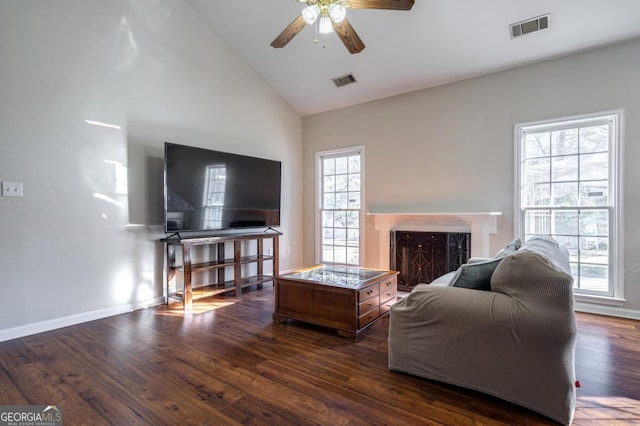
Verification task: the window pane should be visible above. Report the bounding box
[580,210,608,236]
[579,264,608,292]
[322,228,334,244]
[347,229,359,246]
[346,211,359,228]
[323,245,334,262]
[552,155,578,182]
[347,247,359,264]
[580,152,608,180]
[322,211,334,227]
[334,247,347,263]
[580,181,608,206]
[553,210,578,235]
[348,155,360,173]
[525,183,550,206]
[579,125,608,153]
[525,210,550,234]
[335,192,348,209]
[323,193,335,209]
[334,211,346,228]
[348,192,360,209]
[324,175,335,193]
[524,132,550,158]
[552,129,578,155]
[552,182,578,206]
[348,174,360,191]
[555,235,579,259]
[323,158,335,174]
[524,158,550,184]
[585,237,609,264]
[335,174,348,192]
[335,157,348,174]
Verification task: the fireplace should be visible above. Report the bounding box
[368,212,501,285]
[391,230,470,290]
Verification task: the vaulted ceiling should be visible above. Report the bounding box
[187,0,640,116]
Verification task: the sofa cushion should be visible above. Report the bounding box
[494,238,522,258]
[446,238,521,290]
[449,258,502,291]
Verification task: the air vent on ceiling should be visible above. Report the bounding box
[332,73,357,88]
[510,14,550,38]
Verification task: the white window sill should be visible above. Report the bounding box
[574,292,626,307]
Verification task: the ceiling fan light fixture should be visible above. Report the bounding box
[328,4,346,23]
[318,16,333,34]
[302,5,320,25]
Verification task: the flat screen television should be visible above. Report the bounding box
[164,142,281,233]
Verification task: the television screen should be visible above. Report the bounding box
[164,142,281,233]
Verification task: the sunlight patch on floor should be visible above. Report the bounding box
[575,396,640,422]
[154,298,237,316]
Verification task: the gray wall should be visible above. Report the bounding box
[0,0,303,339]
[303,39,640,317]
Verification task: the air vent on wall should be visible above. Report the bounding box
[510,14,550,38]
[332,73,357,87]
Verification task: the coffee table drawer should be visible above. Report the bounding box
[359,294,380,314]
[380,276,396,293]
[380,297,397,315]
[359,284,379,301]
[380,286,397,304]
[359,306,380,328]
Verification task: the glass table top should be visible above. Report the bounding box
[283,265,388,287]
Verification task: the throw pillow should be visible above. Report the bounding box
[494,238,522,259]
[449,258,502,291]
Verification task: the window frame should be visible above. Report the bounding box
[514,110,625,304]
[315,146,365,266]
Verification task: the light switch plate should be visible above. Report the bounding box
[2,182,23,197]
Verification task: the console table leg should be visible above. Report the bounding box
[183,244,193,312]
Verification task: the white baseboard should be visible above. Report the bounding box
[575,302,640,321]
[0,297,166,343]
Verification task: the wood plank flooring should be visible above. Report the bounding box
[1,285,639,425]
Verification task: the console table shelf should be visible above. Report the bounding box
[163,232,280,310]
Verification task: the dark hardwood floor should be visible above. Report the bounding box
[1,286,639,425]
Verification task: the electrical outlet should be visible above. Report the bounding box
[1,182,23,197]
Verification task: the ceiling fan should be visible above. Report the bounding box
[271,0,415,54]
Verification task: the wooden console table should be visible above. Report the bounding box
[163,232,280,311]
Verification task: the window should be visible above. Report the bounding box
[316,147,364,266]
[515,111,623,300]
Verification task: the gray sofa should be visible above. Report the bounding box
[388,235,577,425]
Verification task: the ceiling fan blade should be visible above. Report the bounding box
[333,18,365,54]
[347,0,414,10]
[271,15,307,48]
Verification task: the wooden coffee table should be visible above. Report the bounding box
[273,265,398,342]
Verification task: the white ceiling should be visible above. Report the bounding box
[187,0,640,116]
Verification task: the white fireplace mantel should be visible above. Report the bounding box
[368,211,502,269]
